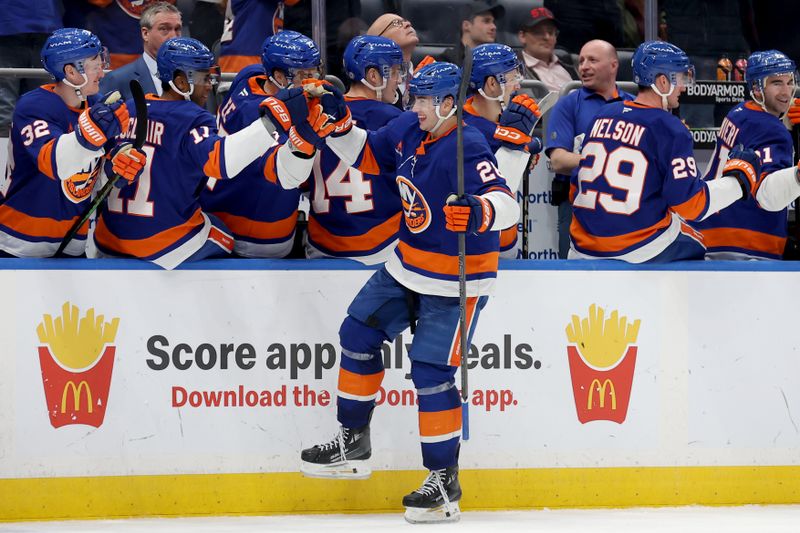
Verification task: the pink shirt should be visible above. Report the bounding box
[522,50,573,92]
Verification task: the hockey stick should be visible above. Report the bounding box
[56,80,148,256]
[456,46,473,441]
[521,91,558,258]
[793,124,800,252]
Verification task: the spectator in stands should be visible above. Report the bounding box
[545,39,634,259]
[517,7,578,95]
[543,0,625,52]
[189,0,226,51]
[439,1,505,67]
[219,0,300,75]
[367,14,420,108]
[86,0,177,70]
[100,2,182,99]
[0,0,62,137]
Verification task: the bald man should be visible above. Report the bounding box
[367,14,419,108]
[544,40,635,258]
[367,14,419,64]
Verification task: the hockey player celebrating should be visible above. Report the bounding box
[200,31,322,258]
[569,41,761,263]
[302,35,405,263]
[694,50,797,259]
[93,37,294,269]
[0,28,145,258]
[465,43,544,257]
[298,62,519,523]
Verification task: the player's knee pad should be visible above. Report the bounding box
[410,360,457,391]
[339,315,389,360]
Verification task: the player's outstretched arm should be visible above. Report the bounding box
[754,162,800,211]
[695,147,759,222]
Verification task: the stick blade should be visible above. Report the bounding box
[128,79,148,149]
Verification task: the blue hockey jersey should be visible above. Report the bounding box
[0,85,103,257]
[202,66,299,258]
[350,112,513,296]
[306,96,402,264]
[693,101,794,259]
[95,95,271,268]
[570,100,710,262]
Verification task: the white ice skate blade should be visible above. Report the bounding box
[300,460,372,479]
[403,502,461,524]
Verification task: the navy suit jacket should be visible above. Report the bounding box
[99,55,158,100]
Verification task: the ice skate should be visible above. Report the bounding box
[402,465,462,524]
[300,424,372,479]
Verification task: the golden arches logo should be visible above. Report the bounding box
[565,304,640,424]
[61,380,93,414]
[587,378,616,410]
[37,302,119,429]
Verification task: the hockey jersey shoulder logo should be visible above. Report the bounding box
[396,175,431,233]
[63,165,101,204]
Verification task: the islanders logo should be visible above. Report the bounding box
[565,304,640,424]
[62,165,100,204]
[397,175,431,233]
[36,302,120,428]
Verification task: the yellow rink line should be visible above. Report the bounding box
[2,466,800,522]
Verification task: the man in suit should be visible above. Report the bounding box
[99,2,182,99]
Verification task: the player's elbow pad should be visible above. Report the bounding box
[324,126,367,167]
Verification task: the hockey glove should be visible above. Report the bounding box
[104,142,146,187]
[302,79,353,137]
[76,91,129,151]
[722,145,762,199]
[788,98,800,126]
[494,93,541,151]
[444,193,495,234]
[260,87,313,135]
[287,101,335,156]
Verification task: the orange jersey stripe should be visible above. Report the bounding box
[37,138,56,179]
[419,407,462,437]
[499,226,517,248]
[213,210,297,240]
[357,143,380,175]
[338,367,385,397]
[0,204,87,238]
[109,53,139,70]
[671,188,708,221]
[95,209,205,257]
[263,149,279,184]
[308,212,401,253]
[449,296,478,367]
[700,227,784,256]
[219,55,260,74]
[203,140,224,179]
[570,212,672,253]
[397,241,499,276]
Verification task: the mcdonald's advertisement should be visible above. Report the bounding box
[1,266,800,480]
